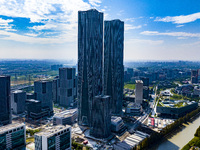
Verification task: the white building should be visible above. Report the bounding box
[111,116,125,132]
[135,80,143,105]
[0,123,26,150]
[53,109,78,125]
[125,102,141,116]
[35,125,71,150]
[194,86,200,96]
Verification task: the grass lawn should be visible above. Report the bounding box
[170,93,183,100]
[124,84,135,90]
[26,137,35,143]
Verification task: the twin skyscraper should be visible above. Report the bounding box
[78,9,124,127]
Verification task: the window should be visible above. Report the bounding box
[67,89,72,97]
[67,69,72,80]
[42,83,46,93]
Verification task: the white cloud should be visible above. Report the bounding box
[117,10,124,16]
[0,29,76,44]
[141,31,200,38]
[0,0,91,23]
[0,18,13,25]
[125,18,135,22]
[0,0,97,43]
[89,0,102,7]
[126,38,163,45]
[125,24,141,31]
[177,37,187,40]
[176,25,184,28]
[30,24,57,31]
[0,18,16,31]
[155,12,200,24]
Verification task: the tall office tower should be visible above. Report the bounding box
[90,95,111,138]
[140,77,149,99]
[135,80,143,105]
[52,77,59,103]
[78,9,103,126]
[104,19,124,115]
[191,70,198,84]
[140,77,149,87]
[0,76,11,126]
[127,68,134,77]
[34,80,53,113]
[11,90,26,114]
[35,125,71,150]
[0,123,26,149]
[58,68,76,107]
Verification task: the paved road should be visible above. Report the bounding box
[128,85,158,133]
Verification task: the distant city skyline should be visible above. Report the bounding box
[0,0,200,61]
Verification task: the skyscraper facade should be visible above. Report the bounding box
[58,68,76,107]
[135,80,143,105]
[0,76,11,126]
[78,9,103,126]
[90,95,111,138]
[52,77,59,103]
[104,19,124,115]
[191,70,198,84]
[34,80,53,113]
[11,90,26,114]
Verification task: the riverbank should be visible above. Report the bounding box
[152,111,200,150]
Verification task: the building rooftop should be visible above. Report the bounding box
[35,125,71,137]
[105,19,124,23]
[26,99,40,103]
[34,80,51,83]
[59,67,75,70]
[0,75,10,78]
[136,80,143,84]
[111,116,123,124]
[12,90,24,94]
[0,123,25,134]
[158,100,197,108]
[54,109,77,118]
[127,102,141,109]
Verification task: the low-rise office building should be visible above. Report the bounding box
[11,90,26,114]
[53,109,78,125]
[157,100,198,118]
[125,102,142,116]
[26,99,51,120]
[0,123,26,150]
[194,86,200,96]
[111,116,125,133]
[35,125,71,150]
[26,93,35,99]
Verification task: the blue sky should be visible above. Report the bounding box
[0,0,200,61]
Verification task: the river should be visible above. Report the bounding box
[155,115,200,150]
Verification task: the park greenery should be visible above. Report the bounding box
[124,83,136,90]
[26,128,42,136]
[134,107,200,150]
[72,140,90,150]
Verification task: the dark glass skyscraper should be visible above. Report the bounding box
[58,68,76,107]
[90,95,111,138]
[78,9,103,126]
[34,80,53,113]
[0,76,11,126]
[104,20,124,115]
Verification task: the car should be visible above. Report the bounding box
[83,140,88,145]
